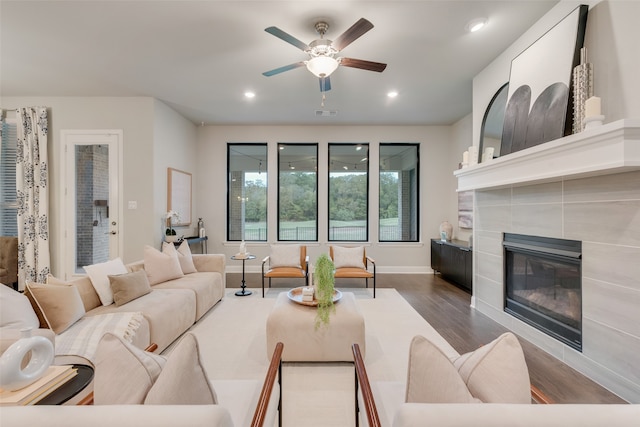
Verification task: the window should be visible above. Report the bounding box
[379,144,419,242]
[328,143,369,241]
[227,144,267,241]
[0,118,18,236]
[278,143,317,241]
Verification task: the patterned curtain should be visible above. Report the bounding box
[16,107,50,289]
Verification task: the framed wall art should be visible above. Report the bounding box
[167,167,192,226]
[501,5,588,156]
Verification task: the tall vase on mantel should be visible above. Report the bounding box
[439,221,453,242]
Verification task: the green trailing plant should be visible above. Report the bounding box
[314,253,336,329]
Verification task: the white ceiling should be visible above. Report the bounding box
[1,0,557,126]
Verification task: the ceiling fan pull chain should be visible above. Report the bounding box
[321,93,326,107]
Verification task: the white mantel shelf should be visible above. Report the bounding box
[455,119,640,192]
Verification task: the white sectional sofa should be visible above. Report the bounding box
[1,252,226,366]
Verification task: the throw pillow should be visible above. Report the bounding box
[25,282,86,334]
[109,270,152,307]
[405,335,478,403]
[83,258,128,306]
[332,246,365,269]
[94,332,166,404]
[454,332,531,403]
[144,244,184,285]
[269,244,301,268]
[144,333,217,404]
[165,241,197,274]
[405,332,531,404]
[0,284,40,330]
[47,274,102,313]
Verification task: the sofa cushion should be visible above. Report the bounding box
[26,282,85,334]
[332,245,365,269]
[88,288,196,352]
[94,332,166,404]
[406,333,530,404]
[144,245,184,286]
[406,335,478,403]
[269,244,301,268]
[145,333,217,404]
[0,284,40,330]
[172,241,197,274]
[109,270,151,307]
[84,258,128,306]
[152,272,221,321]
[47,275,102,313]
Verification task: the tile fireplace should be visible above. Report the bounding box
[503,233,582,351]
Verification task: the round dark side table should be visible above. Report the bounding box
[36,364,94,405]
[231,254,256,296]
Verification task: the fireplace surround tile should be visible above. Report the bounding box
[476,188,512,207]
[476,251,502,284]
[582,318,640,385]
[564,200,640,246]
[511,203,563,237]
[475,204,512,232]
[512,181,563,204]
[582,242,640,289]
[583,277,640,338]
[563,170,640,202]
[474,275,503,308]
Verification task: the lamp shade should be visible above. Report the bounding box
[306,56,339,78]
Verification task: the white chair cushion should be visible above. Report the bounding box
[94,332,166,404]
[269,245,301,268]
[144,333,217,404]
[332,246,365,269]
[406,332,530,404]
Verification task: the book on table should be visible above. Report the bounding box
[0,365,78,406]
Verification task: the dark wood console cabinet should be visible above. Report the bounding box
[431,239,472,293]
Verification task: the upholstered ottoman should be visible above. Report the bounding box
[266,291,365,362]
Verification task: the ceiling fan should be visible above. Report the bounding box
[262,18,387,92]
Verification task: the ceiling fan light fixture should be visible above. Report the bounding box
[306,56,339,78]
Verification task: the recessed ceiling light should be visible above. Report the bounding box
[467,18,487,33]
[387,91,398,98]
[244,91,256,98]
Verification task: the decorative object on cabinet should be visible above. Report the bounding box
[501,5,588,156]
[438,221,453,241]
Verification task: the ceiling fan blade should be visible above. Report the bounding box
[262,62,305,77]
[319,76,331,92]
[265,26,310,51]
[332,18,374,52]
[340,57,387,72]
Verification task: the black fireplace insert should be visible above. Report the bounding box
[503,233,582,351]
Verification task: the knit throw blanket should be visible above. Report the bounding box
[55,312,144,363]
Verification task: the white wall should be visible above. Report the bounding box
[450,114,473,242]
[152,100,198,246]
[196,125,454,273]
[0,96,156,275]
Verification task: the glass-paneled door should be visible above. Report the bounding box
[62,130,122,278]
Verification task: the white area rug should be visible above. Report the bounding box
[164,287,458,427]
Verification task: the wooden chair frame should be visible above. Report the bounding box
[261,245,309,297]
[330,246,377,298]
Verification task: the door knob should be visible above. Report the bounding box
[105,231,116,235]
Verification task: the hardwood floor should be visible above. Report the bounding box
[227,272,626,404]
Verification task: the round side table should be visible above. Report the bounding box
[231,254,256,296]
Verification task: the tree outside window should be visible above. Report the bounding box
[328,143,369,241]
[227,144,267,241]
[278,144,318,241]
[379,144,419,242]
